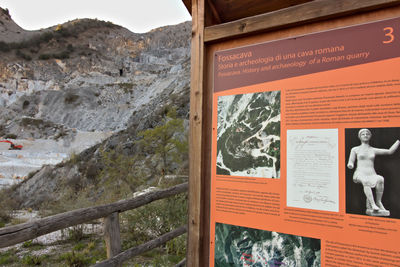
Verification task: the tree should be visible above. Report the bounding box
[99,148,144,196]
[137,107,188,178]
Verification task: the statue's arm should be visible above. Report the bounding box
[347,147,356,169]
[375,140,400,155]
[389,140,400,154]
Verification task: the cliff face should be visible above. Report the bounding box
[0,10,191,136]
[0,8,191,207]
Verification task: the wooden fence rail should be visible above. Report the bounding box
[0,182,188,255]
[94,225,187,267]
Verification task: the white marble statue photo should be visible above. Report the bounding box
[346,128,400,217]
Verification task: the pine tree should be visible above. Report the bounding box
[137,107,188,179]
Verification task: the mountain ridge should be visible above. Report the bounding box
[0,7,40,43]
[0,8,191,208]
[0,8,191,135]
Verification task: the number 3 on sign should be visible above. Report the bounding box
[383,27,394,44]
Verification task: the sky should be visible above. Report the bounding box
[0,0,191,33]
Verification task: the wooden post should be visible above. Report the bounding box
[187,0,206,266]
[104,212,121,260]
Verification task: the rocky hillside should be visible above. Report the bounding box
[0,8,40,43]
[0,7,191,208]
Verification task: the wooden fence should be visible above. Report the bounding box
[0,182,188,266]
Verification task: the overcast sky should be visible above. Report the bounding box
[0,0,191,33]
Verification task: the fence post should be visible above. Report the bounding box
[104,212,121,260]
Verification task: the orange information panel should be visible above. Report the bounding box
[210,17,400,266]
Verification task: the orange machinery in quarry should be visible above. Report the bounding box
[0,140,23,150]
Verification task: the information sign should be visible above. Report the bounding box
[210,17,400,266]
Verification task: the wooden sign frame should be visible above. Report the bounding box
[186,0,400,266]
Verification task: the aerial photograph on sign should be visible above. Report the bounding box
[216,90,280,178]
[214,222,321,267]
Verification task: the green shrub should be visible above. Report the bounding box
[0,41,10,52]
[64,93,79,104]
[21,240,44,250]
[54,50,70,59]
[38,32,54,43]
[0,20,114,54]
[55,27,72,38]
[147,251,184,267]
[137,107,188,176]
[15,50,32,60]
[73,242,86,251]
[0,206,11,227]
[26,169,40,179]
[99,148,144,196]
[4,133,17,139]
[22,240,34,248]
[1,8,10,17]
[0,188,18,225]
[38,51,70,60]
[121,191,187,249]
[118,83,134,93]
[0,250,17,265]
[58,251,91,267]
[22,254,48,265]
[67,44,74,52]
[165,234,187,257]
[39,54,51,60]
[68,225,85,242]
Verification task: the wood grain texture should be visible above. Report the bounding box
[204,0,221,26]
[93,226,187,267]
[104,213,121,260]
[187,0,205,266]
[0,182,188,248]
[204,0,400,42]
[183,0,311,23]
[210,0,311,23]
